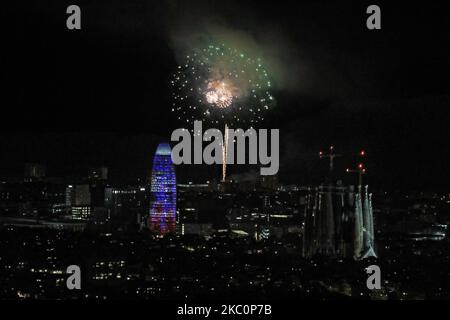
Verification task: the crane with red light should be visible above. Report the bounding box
[319,145,342,174]
[346,149,367,188]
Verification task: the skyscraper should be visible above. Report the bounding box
[66,184,92,220]
[24,163,46,182]
[88,167,108,182]
[149,143,177,234]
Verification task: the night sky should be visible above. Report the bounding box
[1,0,449,190]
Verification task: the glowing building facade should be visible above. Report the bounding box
[302,184,376,260]
[149,143,177,234]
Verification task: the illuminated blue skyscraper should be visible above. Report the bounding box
[149,143,177,234]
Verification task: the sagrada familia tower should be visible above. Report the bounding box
[302,147,376,260]
[302,184,376,260]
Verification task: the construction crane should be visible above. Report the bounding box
[319,145,342,174]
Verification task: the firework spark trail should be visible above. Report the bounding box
[222,123,229,181]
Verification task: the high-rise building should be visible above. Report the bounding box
[88,167,108,182]
[302,184,376,260]
[148,143,177,234]
[66,184,92,220]
[24,163,46,182]
[104,186,148,224]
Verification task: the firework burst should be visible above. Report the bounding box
[170,44,275,128]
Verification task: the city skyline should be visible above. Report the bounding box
[1,0,450,306]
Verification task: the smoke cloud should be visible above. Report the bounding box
[163,1,307,95]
